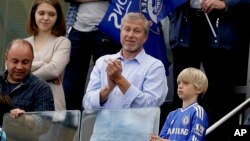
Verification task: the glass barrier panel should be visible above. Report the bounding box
[2,110,81,141]
[80,107,160,141]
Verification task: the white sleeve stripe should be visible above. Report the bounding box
[194,105,204,121]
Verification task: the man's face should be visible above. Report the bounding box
[120,18,148,52]
[5,43,33,83]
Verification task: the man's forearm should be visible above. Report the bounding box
[115,75,130,94]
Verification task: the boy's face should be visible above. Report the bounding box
[177,80,200,100]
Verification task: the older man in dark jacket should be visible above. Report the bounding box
[1,39,55,112]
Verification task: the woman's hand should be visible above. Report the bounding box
[52,77,61,85]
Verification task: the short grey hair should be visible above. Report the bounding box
[121,12,149,35]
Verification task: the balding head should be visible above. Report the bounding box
[6,39,34,58]
[5,39,34,83]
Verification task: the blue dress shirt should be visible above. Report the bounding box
[83,49,168,110]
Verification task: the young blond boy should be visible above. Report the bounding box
[150,67,209,141]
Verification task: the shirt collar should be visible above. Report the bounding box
[114,49,146,64]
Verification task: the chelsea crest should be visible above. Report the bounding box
[140,0,164,34]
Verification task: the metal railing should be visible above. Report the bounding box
[206,97,250,135]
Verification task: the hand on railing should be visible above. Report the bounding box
[10,109,35,130]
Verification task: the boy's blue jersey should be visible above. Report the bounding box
[160,103,209,141]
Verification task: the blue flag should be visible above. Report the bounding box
[98,0,176,75]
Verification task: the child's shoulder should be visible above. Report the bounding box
[191,103,206,111]
[190,103,208,119]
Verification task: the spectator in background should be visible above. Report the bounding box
[168,0,250,140]
[244,112,250,125]
[1,38,54,111]
[63,0,122,110]
[0,93,12,141]
[83,12,168,110]
[150,67,209,141]
[25,0,71,111]
[0,94,13,127]
[0,38,53,141]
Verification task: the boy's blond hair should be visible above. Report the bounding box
[177,67,208,96]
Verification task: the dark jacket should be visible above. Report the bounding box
[168,0,250,50]
[0,71,55,112]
